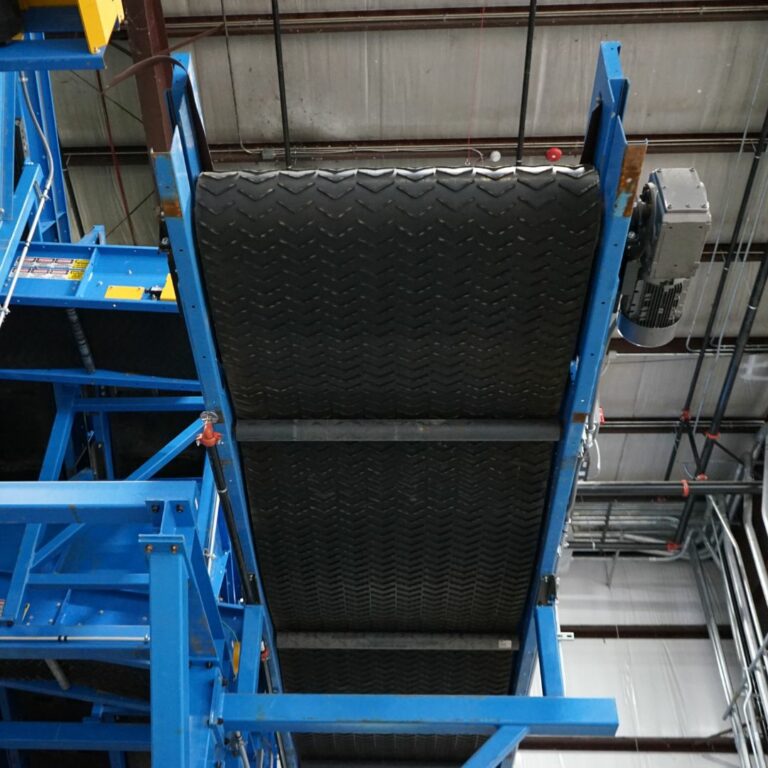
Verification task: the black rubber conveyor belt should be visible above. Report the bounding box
[194,166,601,764]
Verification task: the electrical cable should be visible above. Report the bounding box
[270,0,292,168]
[515,0,538,164]
[0,73,55,330]
[219,0,258,157]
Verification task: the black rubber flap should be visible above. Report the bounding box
[194,166,601,763]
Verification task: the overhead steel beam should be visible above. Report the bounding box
[599,418,765,434]
[577,479,762,497]
[61,131,762,167]
[123,0,174,152]
[520,736,738,753]
[609,335,768,354]
[560,624,733,640]
[154,1,768,38]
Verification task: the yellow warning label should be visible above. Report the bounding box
[66,269,85,280]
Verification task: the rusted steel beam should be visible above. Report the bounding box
[123,0,174,153]
[62,130,762,166]
[154,1,768,38]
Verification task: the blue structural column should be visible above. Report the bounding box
[513,41,644,697]
[148,539,190,768]
[3,385,76,624]
[151,53,298,768]
[534,605,564,697]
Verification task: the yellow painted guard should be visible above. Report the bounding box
[160,273,177,302]
[20,0,124,53]
[105,285,144,301]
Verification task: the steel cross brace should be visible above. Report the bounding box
[219,693,618,736]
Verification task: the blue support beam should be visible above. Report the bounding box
[513,41,641,697]
[149,543,191,766]
[0,722,150,750]
[534,605,565,697]
[237,606,265,694]
[0,368,200,390]
[75,396,205,413]
[221,694,618,736]
[0,40,106,72]
[0,480,199,522]
[0,73,16,224]
[0,163,42,288]
[127,420,202,481]
[21,62,70,242]
[0,679,150,714]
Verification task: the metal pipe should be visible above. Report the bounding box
[691,547,752,767]
[710,497,768,743]
[515,0,537,164]
[675,236,768,540]
[44,659,71,691]
[702,526,767,765]
[0,635,149,642]
[577,480,762,497]
[65,309,96,374]
[665,97,768,481]
[236,733,252,768]
[270,0,292,168]
[236,419,560,442]
[204,443,258,605]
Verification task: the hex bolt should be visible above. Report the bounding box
[145,544,154,554]
[170,544,178,554]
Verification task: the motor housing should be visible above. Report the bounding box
[617,168,711,347]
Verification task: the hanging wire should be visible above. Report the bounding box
[219,0,258,157]
[464,4,488,166]
[515,0,538,164]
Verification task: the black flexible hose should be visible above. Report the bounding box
[515,0,537,165]
[271,0,291,168]
[205,442,258,605]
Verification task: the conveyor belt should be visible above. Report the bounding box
[194,166,601,764]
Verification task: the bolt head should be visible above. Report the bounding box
[170,544,178,554]
[145,544,154,554]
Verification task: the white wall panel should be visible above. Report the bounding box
[518,753,739,767]
[558,559,705,626]
[530,639,732,737]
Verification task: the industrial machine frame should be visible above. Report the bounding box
[0,35,638,768]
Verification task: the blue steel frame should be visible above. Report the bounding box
[0,39,636,768]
